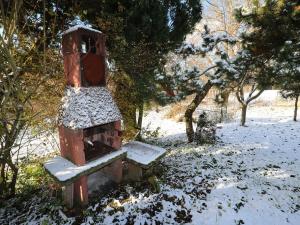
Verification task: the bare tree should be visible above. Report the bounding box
[236,83,264,126]
[0,0,62,198]
[0,0,28,198]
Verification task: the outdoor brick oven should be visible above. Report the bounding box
[57,25,123,206]
[44,25,166,209]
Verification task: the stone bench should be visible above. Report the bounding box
[122,141,167,181]
[44,149,127,185]
[44,150,126,207]
[43,141,166,207]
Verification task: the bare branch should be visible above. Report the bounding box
[246,89,264,104]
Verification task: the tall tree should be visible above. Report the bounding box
[158,26,237,141]
[18,0,203,138]
[76,0,203,138]
[235,0,300,121]
[202,0,245,121]
[224,49,268,126]
[276,40,300,121]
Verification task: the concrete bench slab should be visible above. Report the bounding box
[44,149,127,185]
[122,141,167,169]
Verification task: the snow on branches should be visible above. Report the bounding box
[156,25,240,102]
[178,25,236,58]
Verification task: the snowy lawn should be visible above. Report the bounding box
[1,105,299,225]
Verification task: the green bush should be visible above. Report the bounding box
[16,157,57,196]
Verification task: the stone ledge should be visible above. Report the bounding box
[122,141,167,169]
[44,149,127,185]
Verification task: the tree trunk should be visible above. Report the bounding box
[136,101,144,140]
[113,74,138,138]
[294,94,299,122]
[184,82,213,142]
[0,157,18,198]
[220,90,230,122]
[240,104,247,126]
[0,161,5,196]
[8,164,18,198]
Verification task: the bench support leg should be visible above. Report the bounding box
[102,159,123,183]
[127,163,143,181]
[74,175,89,206]
[62,183,74,208]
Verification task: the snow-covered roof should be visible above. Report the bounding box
[62,25,102,36]
[58,87,122,129]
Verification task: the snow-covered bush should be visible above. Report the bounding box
[194,112,216,144]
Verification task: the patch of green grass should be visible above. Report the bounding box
[16,155,59,198]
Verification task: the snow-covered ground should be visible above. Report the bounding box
[1,105,299,225]
[12,129,59,161]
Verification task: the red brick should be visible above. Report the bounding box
[112,136,122,149]
[114,121,121,131]
[58,126,86,166]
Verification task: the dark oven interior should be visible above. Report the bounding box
[83,122,116,162]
